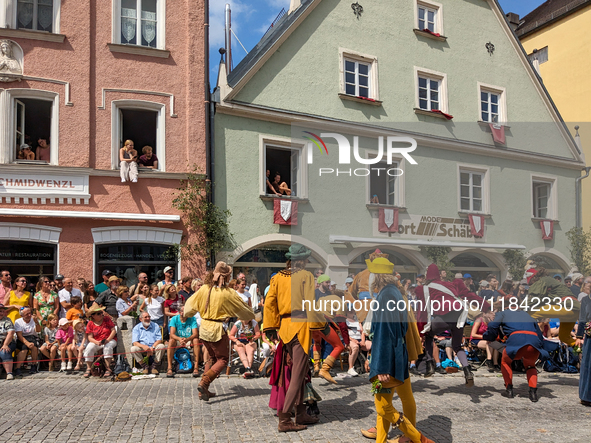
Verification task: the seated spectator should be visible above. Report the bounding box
[131,311,166,375]
[345,310,371,376]
[70,319,87,372]
[116,286,138,317]
[90,276,120,321]
[470,311,500,372]
[20,144,35,160]
[135,282,150,316]
[14,306,41,376]
[119,139,138,183]
[33,276,59,326]
[0,304,16,380]
[56,318,74,371]
[229,317,260,378]
[166,306,199,378]
[236,278,252,308]
[58,277,82,319]
[39,314,59,371]
[140,284,165,327]
[83,307,117,378]
[178,276,193,300]
[82,281,98,311]
[138,145,158,169]
[36,137,50,162]
[162,284,184,327]
[191,278,203,294]
[66,296,85,321]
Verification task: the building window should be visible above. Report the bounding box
[460,170,483,212]
[528,46,548,65]
[16,0,55,32]
[418,75,440,111]
[112,100,165,171]
[114,0,164,49]
[533,181,551,218]
[370,161,399,205]
[344,59,371,98]
[264,145,301,197]
[416,0,443,34]
[478,84,506,124]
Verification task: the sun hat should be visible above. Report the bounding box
[212,261,232,286]
[58,318,72,326]
[108,275,121,284]
[345,277,354,284]
[366,257,395,274]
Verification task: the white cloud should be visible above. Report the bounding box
[210,0,248,49]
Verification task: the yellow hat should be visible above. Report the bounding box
[365,257,394,274]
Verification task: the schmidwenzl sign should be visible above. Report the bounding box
[380,214,482,241]
[0,173,89,198]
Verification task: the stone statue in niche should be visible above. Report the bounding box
[0,39,23,82]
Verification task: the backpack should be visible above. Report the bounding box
[543,341,579,373]
[114,354,132,376]
[174,348,193,373]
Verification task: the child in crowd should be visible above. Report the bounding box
[56,318,74,371]
[70,319,87,371]
[66,296,85,321]
[39,314,59,371]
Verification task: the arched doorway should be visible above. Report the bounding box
[451,252,500,283]
[348,248,420,282]
[529,254,567,277]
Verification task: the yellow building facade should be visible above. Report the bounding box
[517,1,591,229]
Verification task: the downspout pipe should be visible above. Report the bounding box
[576,166,591,229]
[204,0,213,269]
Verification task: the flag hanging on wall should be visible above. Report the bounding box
[540,219,554,240]
[489,123,506,144]
[273,199,298,225]
[468,214,485,238]
[378,208,399,233]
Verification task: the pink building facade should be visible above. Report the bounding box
[0,0,206,286]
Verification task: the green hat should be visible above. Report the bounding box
[317,274,330,284]
[285,244,311,261]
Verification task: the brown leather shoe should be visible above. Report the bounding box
[295,405,319,425]
[198,370,217,402]
[361,427,377,439]
[319,355,338,384]
[278,411,306,432]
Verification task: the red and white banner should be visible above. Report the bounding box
[273,199,298,226]
[468,214,485,238]
[489,123,506,144]
[378,207,399,233]
[540,219,554,240]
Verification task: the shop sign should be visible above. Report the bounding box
[0,172,90,203]
[97,245,176,262]
[0,243,55,261]
[377,214,483,241]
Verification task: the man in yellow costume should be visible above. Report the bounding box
[264,244,326,432]
[184,261,255,401]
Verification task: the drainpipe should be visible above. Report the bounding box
[576,166,591,229]
[225,4,232,74]
[204,0,213,269]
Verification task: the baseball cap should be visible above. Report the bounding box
[454,273,463,279]
[164,266,173,273]
[571,273,584,282]
[564,275,572,281]
[102,269,114,276]
[58,318,72,326]
[463,273,472,279]
[55,274,64,280]
[479,280,489,288]
[553,274,562,278]
[330,281,337,286]
[345,277,354,284]
[317,274,330,284]
[20,143,31,150]
[417,274,425,278]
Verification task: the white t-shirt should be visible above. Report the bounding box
[15,317,37,336]
[237,290,251,304]
[346,318,362,340]
[58,288,82,319]
[145,296,165,320]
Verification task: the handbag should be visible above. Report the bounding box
[254,308,263,323]
[114,354,132,375]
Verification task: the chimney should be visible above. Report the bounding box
[506,12,520,31]
[289,0,301,14]
[225,4,232,74]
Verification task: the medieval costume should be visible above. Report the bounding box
[264,244,325,432]
[525,268,580,347]
[369,257,434,443]
[575,292,591,406]
[347,249,388,322]
[483,309,548,402]
[415,263,482,386]
[184,262,254,401]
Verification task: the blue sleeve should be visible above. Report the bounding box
[155,324,162,341]
[132,325,139,343]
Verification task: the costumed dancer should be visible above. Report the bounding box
[483,307,548,402]
[264,244,326,432]
[184,262,255,401]
[348,249,388,322]
[361,271,423,442]
[368,257,435,443]
[575,289,591,406]
[524,267,580,347]
[311,274,346,383]
[415,264,482,386]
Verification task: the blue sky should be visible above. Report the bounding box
[208,0,547,86]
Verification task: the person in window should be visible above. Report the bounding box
[266,170,281,196]
[36,137,51,162]
[119,139,138,183]
[138,145,158,169]
[20,144,35,160]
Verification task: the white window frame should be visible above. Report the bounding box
[339,48,379,101]
[457,164,490,215]
[414,67,448,113]
[0,88,59,165]
[477,82,507,124]
[531,175,557,220]
[111,99,166,171]
[2,0,61,33]
[112,0,166,49]
[259,135,308,199]
[415,0,443,34]
[365,150,406,207]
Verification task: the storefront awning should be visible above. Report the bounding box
[329,235,526,250]
[0,208,180,222]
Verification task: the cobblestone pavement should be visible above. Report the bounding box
[0,371,589,443]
